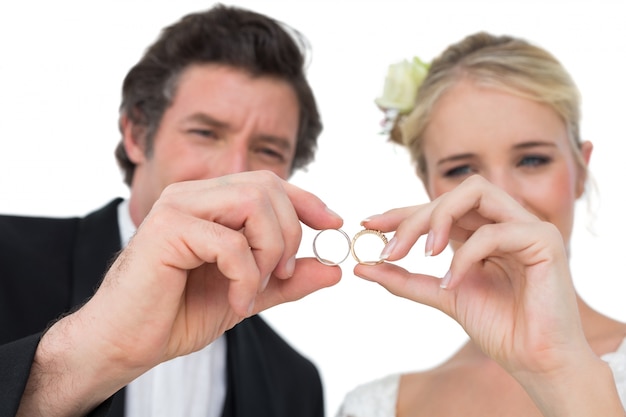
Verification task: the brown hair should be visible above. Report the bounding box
[115,4,322,185]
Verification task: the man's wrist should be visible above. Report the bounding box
[16,311,122,417]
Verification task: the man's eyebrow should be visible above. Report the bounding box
[186,112,229,128]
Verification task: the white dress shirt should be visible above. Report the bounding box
[117,200,227,417]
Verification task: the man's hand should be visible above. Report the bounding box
[18,172,343,417]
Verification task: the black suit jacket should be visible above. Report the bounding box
[0,199,324,417]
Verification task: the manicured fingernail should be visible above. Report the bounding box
[285,256,296,277]
[354,270,372,281]
[425,230,434,257]
[360,214,380,225]
[440,270,452,289]
[379,237,397,260]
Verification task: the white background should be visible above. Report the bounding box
[1,1,625,415]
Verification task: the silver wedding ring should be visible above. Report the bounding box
[312,228,351,266]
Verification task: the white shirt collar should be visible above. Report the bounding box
[116,199,136,248]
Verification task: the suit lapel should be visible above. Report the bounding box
[71,198,126,417]
[69,199,283,417]
[222,317,276,417]
[71,198,124,306]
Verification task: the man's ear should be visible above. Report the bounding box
[120,113,148,164]
[576,140,593,198]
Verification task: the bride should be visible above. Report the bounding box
[336,32,626,417]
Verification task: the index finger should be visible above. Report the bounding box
[284,181,344,231]
[427,176,538,254]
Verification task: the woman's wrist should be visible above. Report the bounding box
[516,352,623,417]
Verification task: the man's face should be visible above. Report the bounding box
[124,64,300,223]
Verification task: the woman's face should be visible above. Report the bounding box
[421,79,592,248]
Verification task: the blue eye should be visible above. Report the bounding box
[518,155,551,167]
[444,165,473,178]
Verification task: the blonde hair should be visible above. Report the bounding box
[394,32,585,182]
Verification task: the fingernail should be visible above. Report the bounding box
[247,299,255,316]
[354,270,373,282]
[379,237,397,260]
[440,270,452,289]
[425,230,434,257]
[361,214,380,225]
[285,256,296,277]
[261,274,271,291]
[325,206,342,219]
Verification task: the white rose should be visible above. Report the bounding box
[375,57,430,114]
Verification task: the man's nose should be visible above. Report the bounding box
[214,146,250,176]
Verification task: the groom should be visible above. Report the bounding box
[0,4,343,417]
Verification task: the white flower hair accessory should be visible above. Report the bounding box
[375,56,430,134]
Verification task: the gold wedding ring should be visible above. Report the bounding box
[350,229,388,265]
[313,228,388,266]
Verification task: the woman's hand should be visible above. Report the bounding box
[356,175,626,416]
[358,175,596,378]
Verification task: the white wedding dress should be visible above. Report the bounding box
[335,338,626,417]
